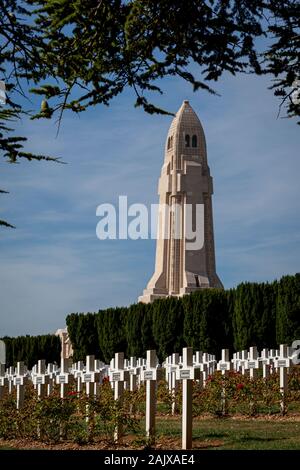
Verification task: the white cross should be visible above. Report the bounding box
[0,363,7,399]
[33,360,49,398]
[175,347,200,450]
[7,366,15,394]
[259,348,270,379]
[274,344,291,414]
[142,350,160,440]
[13,362,27,409]
[166,353,180,414]
[245,347,260,379]
[216,349,232,416]
[193,351,202,366]
[192,351,206,387]
[74,361,85,393]
[46,363,57,396]
[127,356,139,392]
[56,358,72,398]
[94,359,107,385]
[200,353,213,384]
[239,350,248,375]
[82,355,100,397]
[109,352,129,442]
[217,349,233,374]
[231,352,239,372]
[109,353,130,392]
[208,354,217,375]
[137,358,146,387]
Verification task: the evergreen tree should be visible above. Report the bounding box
[199,289,231,357]
[152,297,185,361]
[259,281,277,348]
[1,334,61,368]
[126,303,146,358]
[276,274,300,344]
[65,273,300,361]
[97,307,128,363]
[141,303,156,352]
[66,312,100,361]
[182,290,203,350]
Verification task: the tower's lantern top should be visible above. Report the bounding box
[166,101,207,159]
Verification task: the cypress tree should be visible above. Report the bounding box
[152,297,185,361]
[141,303,156,352]
[126,303,146,357]
[182,290,203,350]
[276,273,300,344]
[0,334,60,368]
[97,307,128,363]
[6,273,296,367]
[199,289,231,357]
[66,312,100,361]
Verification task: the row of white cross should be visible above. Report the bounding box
[0,344,296,449]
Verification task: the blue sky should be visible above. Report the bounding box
[0,72,299,336]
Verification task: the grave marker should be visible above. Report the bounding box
[7,366,14,394]
[260,349,270,379]
[110,352,129,441]
[46,363,56,396]
[175,347,199,450]
[0,364,7,399]
[274,344,291,414]
[74,361,84,394]
[142,350,159,439]
[246,347,260,379]
[217,349,232,374]
[33,360,49,398]
[14,362,27,409]
[217,349,232,415]
[240,350,248,375]
[83,355,100,397]
[56,358,72,398]
[128,357,138,392]
[170,353,179,415]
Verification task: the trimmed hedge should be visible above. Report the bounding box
[1,334,61,368]
[67,274,300,363]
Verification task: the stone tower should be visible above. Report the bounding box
[139,100,223,303]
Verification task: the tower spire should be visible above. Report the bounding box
[139,101,223,303]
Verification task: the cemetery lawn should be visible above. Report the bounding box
[1,416,300,450]
[155,416,300,450]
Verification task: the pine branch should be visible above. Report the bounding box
[0,219,15,229]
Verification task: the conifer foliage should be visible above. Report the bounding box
[0,334,61,368]
[67,274,300,362]
[3,275,299,365]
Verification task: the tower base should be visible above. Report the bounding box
[139,274,223,304]
[138,287,168,304]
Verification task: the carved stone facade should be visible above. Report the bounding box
[55,328,73,360]
[139,100,223,303]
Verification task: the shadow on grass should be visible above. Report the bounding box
[237,436,286,443]
[193,440,225,449]
[202,432,230,439]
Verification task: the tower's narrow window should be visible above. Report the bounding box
[192,135,197,148]
[167,137,171,149]
[195,275,200,287]
[170,136,173,148]
[185,134,190,147]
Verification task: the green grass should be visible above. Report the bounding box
[155,417,300,450]
[1,417,300,450]
[0,445,19,450]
